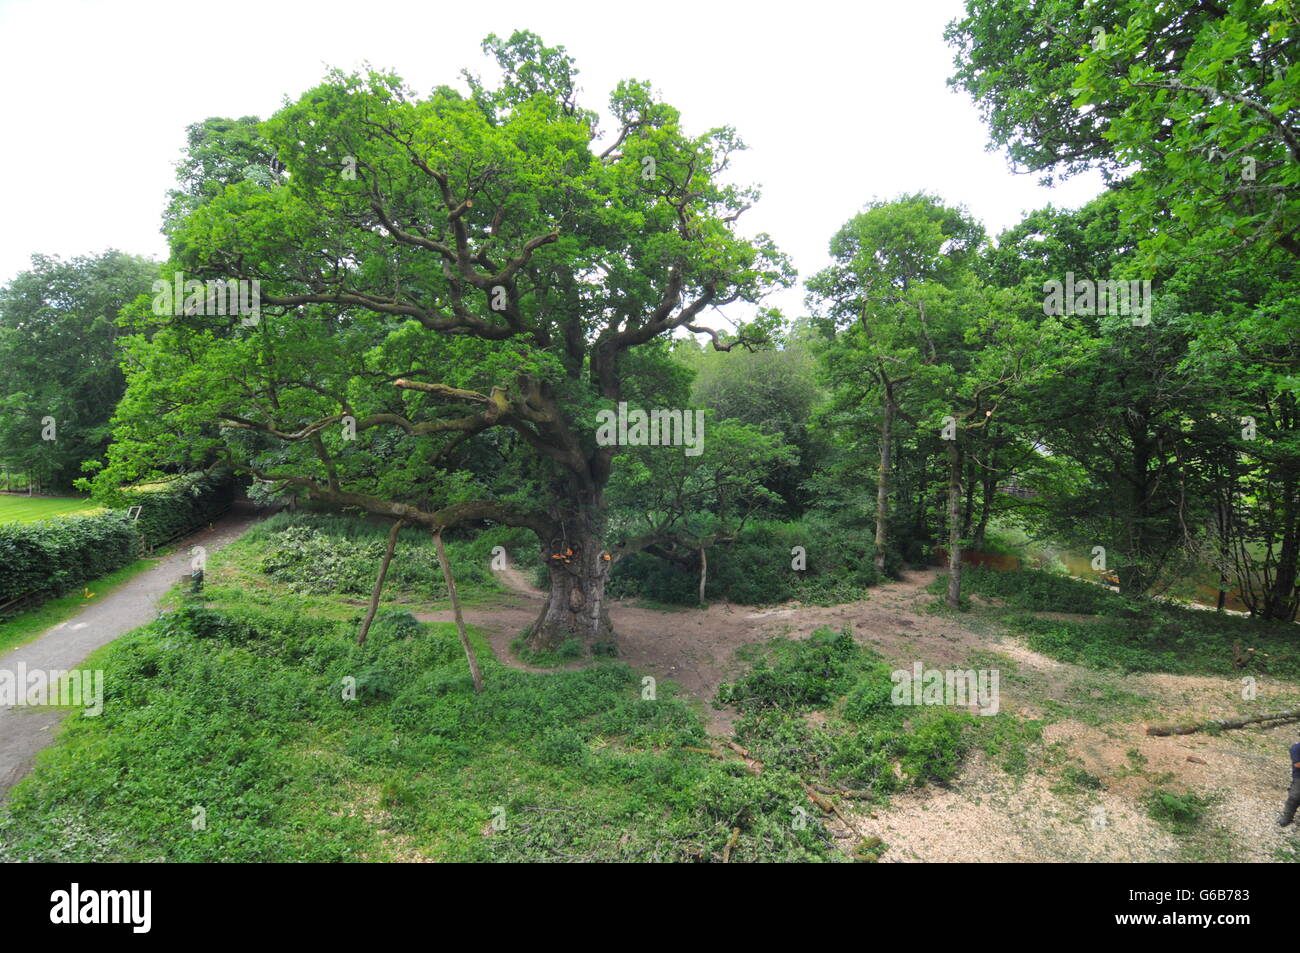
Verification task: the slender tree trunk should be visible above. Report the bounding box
[875,397,894,572]
[946,439,963,609]
[698,546,707,605]
[357,519,403,645]
[961,454,976,538]
[1216,492,1230,611]
[972,465,995,552]
[915,445,929,546]
[435,529,483,694]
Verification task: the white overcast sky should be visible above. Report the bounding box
[0,0,1105,319]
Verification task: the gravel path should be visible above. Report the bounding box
[0,502,267,800]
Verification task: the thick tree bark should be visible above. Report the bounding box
[875,397,894,573]
[946,439,963,609]
[526,506,614,654]
[435,529,483,694]
[358,519,403,645]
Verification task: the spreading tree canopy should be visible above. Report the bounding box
[100,31,791,652]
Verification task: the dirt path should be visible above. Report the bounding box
[420,567,956,733]
[419,566,1300,861]
[0,502,268,800]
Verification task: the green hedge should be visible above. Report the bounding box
[131,472,235,550]
[0,471,233,612]
[0,514,138,606]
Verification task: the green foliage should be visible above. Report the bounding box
[1144,790,1212,834]
[0,251,158,491]
[0,513,136,607]
[718,628,1038,794]
[949,0,1300,266]
[718,628,860,713]
[0,598,842,862]
[100,32,793,588]
[1003,603,1300,681]
[673,335,826,512]
[958,566,1123,614]
[127,471,235,549]
[240,511,532,604]
[512,634,582,667]
[609,518,897,606]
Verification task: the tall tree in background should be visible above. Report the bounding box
[1167,251,1300,620]
[983,191,1300,608]
[0,251,157,491]
[100,32,789,653]
[807,195,985,575]
[673,330,823,513]
[985,194,1202,596]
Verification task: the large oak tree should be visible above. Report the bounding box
[102,32,790,652]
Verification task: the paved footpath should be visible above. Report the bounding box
[0,502,266,799]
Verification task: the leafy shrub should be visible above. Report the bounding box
[0,471,232,613]
[717,627,858,712]
[898,710,970,785]
[247,512,504,600]
[130,471,235,550]
[536,725,589,767]
[0,513,137,605]
[608,519,901,607]
[1145,790,1211,833]
[842,667,900,721]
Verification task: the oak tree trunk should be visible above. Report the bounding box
[526,511,614,655]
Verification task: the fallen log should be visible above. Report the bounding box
[1145,708,1300,737]
[683,746,721,757]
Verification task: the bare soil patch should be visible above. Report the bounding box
[412,565,1300,861]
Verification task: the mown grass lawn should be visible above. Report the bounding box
[0,493,102,524]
